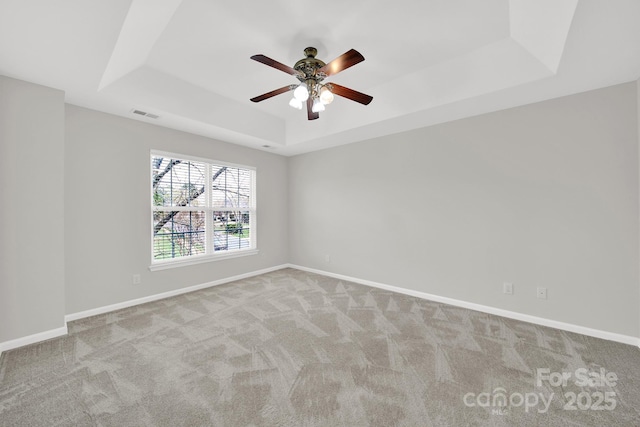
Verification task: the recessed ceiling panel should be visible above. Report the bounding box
[147,0,510,102]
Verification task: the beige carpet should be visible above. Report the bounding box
[1,268,639,426]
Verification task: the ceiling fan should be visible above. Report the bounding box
[250,47,373,120]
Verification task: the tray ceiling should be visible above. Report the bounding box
[1,0,639,155]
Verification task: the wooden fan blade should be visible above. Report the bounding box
[307,98,319,120]
[250,85,294,103]
[328,83,373,105]
[318,49,365,77]
[251,54,302,77]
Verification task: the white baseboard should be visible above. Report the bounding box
[1,265,288,354]
[0,325,68,354]
[4,264,637,354]
[65,264,289,323]
[288,264,640,348]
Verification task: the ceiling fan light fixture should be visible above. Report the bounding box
[319,86,334,105]
[293,84,309,101]
[289,97,303,110]
[311,98,325,113]
[250,48,372,120]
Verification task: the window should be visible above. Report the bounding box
[150,151,256,269]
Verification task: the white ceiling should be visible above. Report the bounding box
[1,0,639,156]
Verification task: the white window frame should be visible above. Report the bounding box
[149,150,258,271]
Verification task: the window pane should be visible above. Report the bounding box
[152,156,206,207]
[212,167,251,209]
[153,211,205,260]
[211,166,228,208]
[237,169,251,209]
[212,211,250,251]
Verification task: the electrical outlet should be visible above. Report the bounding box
[537,287,547,299]
[503,282,513,295]
[324,254,331,263]
[132,274,141,285]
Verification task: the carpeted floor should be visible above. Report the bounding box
[1,268,639,426]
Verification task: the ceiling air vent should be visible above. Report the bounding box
[131,109,159,119]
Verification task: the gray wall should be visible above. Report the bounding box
[1,75,639,346]
[64,105,289,314]
[0,76,66,343]
[289,82,640,337]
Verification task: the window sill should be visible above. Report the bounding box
[149,249,259,271]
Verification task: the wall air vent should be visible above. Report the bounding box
[131,109,159,119]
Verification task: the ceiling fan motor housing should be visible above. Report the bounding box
[294,47,327,83]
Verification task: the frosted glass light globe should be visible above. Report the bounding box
[289,97,302,110]
[311,98,325,113]
[293,84,309,101]
[319,86,334,105]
